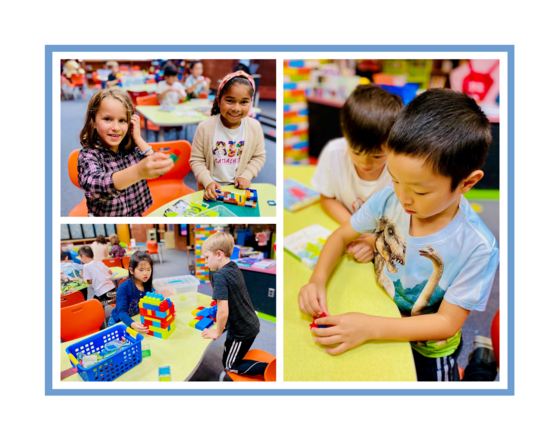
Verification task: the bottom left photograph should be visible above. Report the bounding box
[59,223,277,383]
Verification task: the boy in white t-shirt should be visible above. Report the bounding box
[156,63,187,106]
[300,89,499,382]
[311,84,403,224]
[79,246,116,306]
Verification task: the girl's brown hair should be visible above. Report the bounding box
[108,233,120,246]
[79,89,135,151]
[96,234,107,244]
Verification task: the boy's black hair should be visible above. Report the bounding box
[128,251,154,292]
[340,84,403,155]
[387,89,492,191]
[163,63,178,77]
[211,76,254,116]
[189,60,202,69]
[61,250,68,261]
[78,246,94,259]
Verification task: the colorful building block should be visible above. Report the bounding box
[159,366,171,381]
[195,317,214,331]
[139,292,176,340]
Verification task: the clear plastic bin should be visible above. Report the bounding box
[153,275,200,308]
[197,205,238,217]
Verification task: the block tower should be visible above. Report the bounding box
[284,60,314,165]
[194,225,224,283]
[139,292,176,339]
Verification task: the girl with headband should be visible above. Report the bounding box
[189,71,266,200]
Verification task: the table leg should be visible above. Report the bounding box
[158,128,164,142]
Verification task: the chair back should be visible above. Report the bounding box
[146,241,159,254]
[69,251,82,264]
[61,300,105,342]
[102,258,122,268]
[68,149,81,189]
[61,291,85,309]
[126,90,149,106]
[118,277,129,288]
[70,73,85,87]
[136,94,159,106]
[227,349,276,382]
[146,140,192,182]
[122,256,131,270]
[491,310,500,368]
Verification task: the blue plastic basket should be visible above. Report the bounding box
[65,324,144,382]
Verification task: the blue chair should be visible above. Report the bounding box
[70,251,82,264]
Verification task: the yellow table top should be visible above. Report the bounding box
[61,293,214,382]
[147,183,277,217]
[112,84,157,93]
[283,165,416,381]
[136,100,261,127]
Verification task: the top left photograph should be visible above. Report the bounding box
[60,58,277,217]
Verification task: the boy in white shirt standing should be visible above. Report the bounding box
[311,84,403,224]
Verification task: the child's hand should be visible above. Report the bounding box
[347,234,376,263]
[234,177,251,189]
[136,152,173,180]
[298,282,328,317]
[130,114,143,143]
[131,322,149,334]
[203,182,220,200]
[311,313,374,355]
[201,328,220,339]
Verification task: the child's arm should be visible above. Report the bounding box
[78,150,173,195]
[299,221,362,317]
[189,124,215,189]
[312,300,470,355]
[202,300,229,340]
[236,122,266,184]
[115,281,148,333]
[320,194,352,224]
[106,79,119,87]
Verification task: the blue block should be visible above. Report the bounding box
[159,366,170,376]
[284,124,298,131]
[141,302,160,312]
[197,308,211,318]
[153,332,162,339]
[288,60,304,68]
[195,318,214,331]
[284,82,297,90]
[318,325,327,329]
[155,310,168,319]
[293,141,309,149]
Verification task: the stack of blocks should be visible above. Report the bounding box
[195,225,224,283]
[158,366,171,381]
[213,189,258,208]
[189,300,217,331]
[284,60,317,165]
[139,292,176,339]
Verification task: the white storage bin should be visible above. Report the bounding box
[153,275,200,308]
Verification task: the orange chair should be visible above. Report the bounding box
[61,291,85,309]
[226,350,277,382]
[67,149,89,217]
[122,256,130,270]
[102,258,122,268]
[127,90,149,106]
[118,278,129,288]
[146,240,162,264]
[143,140,195,215]
[61,300,105,342]
[198,91,208,99]
[136,94,161,133]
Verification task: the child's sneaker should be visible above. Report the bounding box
[468,335,496,366]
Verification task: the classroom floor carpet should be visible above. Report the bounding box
[60,91,276,216]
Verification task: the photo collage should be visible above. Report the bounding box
[54,54,505,391]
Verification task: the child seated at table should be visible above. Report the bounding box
[60,250,83,280]
[185,60,210,98]
[105,61,120,88]
[108,252,155,334]
[90,234,109,261]
[108,234,126,258]
[156,63,187,106]
[311,84,403,224]
[79,246,117,306]
[299,89,499,382]
[189,71,266,201]
[77,89,174,216]
[200,232,267,378]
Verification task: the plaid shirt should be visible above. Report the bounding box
[78,145,153,216]
[109,244,127,258]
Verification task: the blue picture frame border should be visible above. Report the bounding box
[47,45,514,395]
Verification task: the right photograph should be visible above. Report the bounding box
[283,59,500,382]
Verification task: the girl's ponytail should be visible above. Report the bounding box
[211,97,221,116]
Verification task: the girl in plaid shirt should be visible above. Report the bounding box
[78,89,174,216]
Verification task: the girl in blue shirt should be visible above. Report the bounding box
[108,251,154,334]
